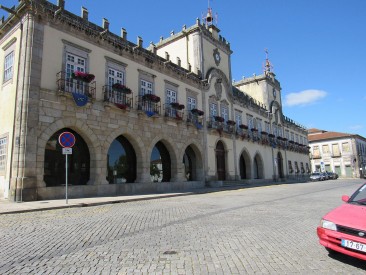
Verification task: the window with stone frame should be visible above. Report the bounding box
[138,70,155,96]
[235,111,242,129]
[246,114,253,129]
[106,58,126,87]
[342,142,350,152]
[0,136,7,174]
[332,143,340,156]
[313,146,320,157]
[209,101,218,118]
[2,38,16,84]
[62,40,91,95]
[322,144,330,154]
[288,160,293,173]
[3,51,14,83]
[140,79,153,95]
[186,89,198,111]
[187,97,196,111]
[256,119,262,134]
[220,104,229,122]
[285,130,289,140]
[265,121,270,134]
[291,132,295,142]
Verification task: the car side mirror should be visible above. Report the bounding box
[342,195,350,202]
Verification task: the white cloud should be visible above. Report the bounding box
[349,125,363,131]
[284,89,327,107]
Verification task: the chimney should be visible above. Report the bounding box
[137,36,143,47]
[81,7,88,21]
[57,0,65,9]
[102,18,109,30]
[121,28,127,40]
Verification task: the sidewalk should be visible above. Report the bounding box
[0,181,293,215]
[0,191,201,215]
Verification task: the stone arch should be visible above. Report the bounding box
[181,141,204,181]
[269,100,284,124]
[148,135,178,182]
[104,128,145,182]
[37,118,101,187]
[239,147,252,179]
[253,151,264,179]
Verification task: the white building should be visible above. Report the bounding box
[308,128,366,178]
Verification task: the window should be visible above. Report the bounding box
[221,105,228,121]
[0,137,8,173]
[3,51,14,82]
[332,144,340,156]
[247,114,253,129]
[235,111,242,128]
[210,102,218,117]
[322,145,329,154]
[141,79,153,95]
[187,97,196,111]
[342,142,350,152]
[265,122,270,133]
[108,68,124,86]
[313,146,320,157]
[166,89,177,104]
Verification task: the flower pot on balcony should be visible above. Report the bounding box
[72,71,95,83]
[142,94,160,103]
[112,83,132,94]
[191,109,204,116]
[214,116,225,123]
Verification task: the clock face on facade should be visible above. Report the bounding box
[213,48,221,66]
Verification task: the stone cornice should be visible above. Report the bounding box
[1,0,206,89]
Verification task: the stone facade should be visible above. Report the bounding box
[0,1,310,201]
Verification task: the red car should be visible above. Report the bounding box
[317,183,366,261]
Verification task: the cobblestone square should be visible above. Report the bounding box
[1,180,365,274]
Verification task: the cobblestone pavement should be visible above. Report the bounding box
[1,179,365,274]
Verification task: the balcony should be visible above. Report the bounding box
[187,112,203,128]
[331,153,342,158]
[103,85,133,110]
[136,94,161,116]
[57,71,96,99]
[164,103,184,121]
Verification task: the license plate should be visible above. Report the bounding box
[341,239,366,252]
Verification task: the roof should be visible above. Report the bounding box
[307,128,365,142]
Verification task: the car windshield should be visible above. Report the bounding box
[348,184,366,205]
[311,173,320,176]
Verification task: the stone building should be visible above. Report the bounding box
[0,0,310,201]
[308,128,366,178]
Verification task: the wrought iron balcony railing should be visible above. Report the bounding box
[103,85,133,110]
[136,95,161,116]
[164,104,184,120]
[57,71,96,98]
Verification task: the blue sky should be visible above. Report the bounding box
[2,0,366,137]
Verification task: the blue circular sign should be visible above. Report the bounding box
[58,132,76,148]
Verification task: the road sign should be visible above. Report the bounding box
[59,132,76,148]
[62,148,72,155]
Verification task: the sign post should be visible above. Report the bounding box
[58,132,76,204]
